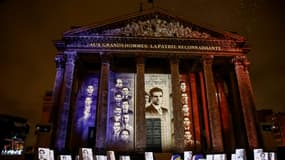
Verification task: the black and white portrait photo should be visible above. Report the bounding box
[145,87,168,116]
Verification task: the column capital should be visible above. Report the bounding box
[201,55,214,64]
[99,52,112,63]
[169,56,179,64]
[136,56,145,64]
[232,56,250,72]
[54,54,66,69]
[64,51,77,65]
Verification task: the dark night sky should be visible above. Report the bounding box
[1,0,285,146]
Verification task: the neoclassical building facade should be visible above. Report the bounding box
[39,9,261,155]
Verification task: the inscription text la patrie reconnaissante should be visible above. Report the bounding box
[89,42,222,51]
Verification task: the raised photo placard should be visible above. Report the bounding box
[79,148,93,160]
[59,155,72,160]
[38,147,50,160]
[145,152,154,160]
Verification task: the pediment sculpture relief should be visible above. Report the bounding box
[98,18,211,39]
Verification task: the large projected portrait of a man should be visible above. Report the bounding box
[145,87,168,116]
[144,74,173,151]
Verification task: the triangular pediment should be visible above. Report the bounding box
[63,9,245,41]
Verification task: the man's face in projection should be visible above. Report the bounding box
[180,82,187,92]
[120,130,130,141]
[145,94,149,103]
[122,87,129,96]
[122,114,129,124]
[182,104,189,113]
[151,91,163,106]
[114,107,122,115]
[115,79,123,88]
[86,85,94,96]
[122,101,129,112]
[184,131,192,140]
[113,122,121,133]
[114,114,121,122]
[183,117,191,126]
[114,94,122,103]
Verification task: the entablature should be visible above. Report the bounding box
[58,36,248,56]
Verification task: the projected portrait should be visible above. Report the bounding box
[121,87,132,99]
[121,99,133,114]
[86,85,95,97]
[145,87,168,116]
[145,74,173,151]
[115,78,123,89]
[113,91,123,107]
[107,73,135,149]
[74,74,99,143]
[182,104,190,117]
[180,81,187,93]
[113,107,122,116]
[183,117,191,131]
[111,121,121,142]
[184,130,194,146]
[122,114,133,133]
[179,76,195,148]
[118,128,131,144]
[145,91,150,107]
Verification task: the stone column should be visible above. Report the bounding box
[54,51,77,152]
[189,73,202,152]
[202,55,224,152]
[198,71,211,152]
[216,75,236,152]
[228,71,247,148]
[232,56,260,149]
[49,54,66,147]
[135,56,146,152]
[170,57,184,153]
[50,54,66,123]
[95,53,110,151]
